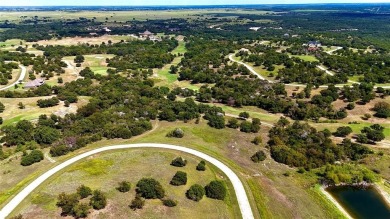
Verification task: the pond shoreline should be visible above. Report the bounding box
[319,186,353,219]
[320,183,390,219]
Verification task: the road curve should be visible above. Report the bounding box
[0,143,255,219]
[0,65,26,91]
[229,54,268,81]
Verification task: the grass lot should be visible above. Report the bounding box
[0,96,90,127]
[13,149,237,219]
[33,35,131,47]
[291,55,319,62]
[62,54,115,77]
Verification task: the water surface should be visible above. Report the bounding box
[326,185,390,219]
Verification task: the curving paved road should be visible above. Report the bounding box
[229,54,268,81]
[0,65,26,91]
[0,143,255,219]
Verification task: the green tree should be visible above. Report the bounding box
[90,190,107,210]
[34,126,61,145]
[171,157,187,167]
[20,150,44,166]
[196,160,206,171]
[162,199,177,207]
[136,178,165,199]
[72,203,90,218]
[129,196,145,210]
[56,193,80,216]
[251,151,267,163]
[186,184,205,201]
[170,171,187,186]
[77,185,92,199]
[117,181,131,192]
[205,180,227,200]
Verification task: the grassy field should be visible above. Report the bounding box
[12,149,237,219]
[63,54,115,77]
[0,96,90,127]
[291,55,319,62]
[0,10,275,23]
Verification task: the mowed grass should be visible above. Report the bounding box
[12,149,236,219]
[291,55,319,62]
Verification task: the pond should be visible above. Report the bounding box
[326,185,390,219]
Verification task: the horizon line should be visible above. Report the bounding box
[2,2,390,7]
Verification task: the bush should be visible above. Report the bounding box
[186,184,205,201]
[373,101,390,118]
[166,128,184,138]
[252,136,263,145]
[77,185,92,199]
[333,126,353,137]
[72,203,90,218]
[162,199,177,207]
[56,192,80,216]
[136,178,165,199]
[170,171,187,186]
[90,190,107,210]
[171,157,187,167]
[205,181,227,200]
[227,118,239,129]
[129,196,145,210]
[117,181,131,192]
[251,151,266,163]
[346,102,355,110]
[239,111,250,119]
[196,160,206,171]
[20,150,44,166]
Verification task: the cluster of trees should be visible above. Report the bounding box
[321,48,390,83]
[0,61,19,85]
[37,97,60,108]
[166,128,184,138]
[56,185,106,218]
[186,180,227,201]
[356,124,386,144]
[373,101,390,118]
[20,149,44,166]
[268,118,372,169]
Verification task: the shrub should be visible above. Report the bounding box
[56,192,80,216]
[196,160,206,171]
[166,128,184,138]
[227,118,239,129]
[251,150,266,163]
[136,178,165,199]
[239,111,250,119]
[333,126,353,137]
[186,184,205,201]
[90,190,107,210]
[170,171,187,186]
[117,181,131,192]
[162,199,177,207]
[72,203,90,218]
[20,150,44,166]
[346,102,355,110]
[205,181,227,200]
[252,136,263,145]
[373,101,390,118]
[129,196,145,210]
[171,157,187,167]
[77,185,92,199]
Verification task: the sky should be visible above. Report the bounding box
[1,0,390,6]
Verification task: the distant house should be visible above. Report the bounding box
[307,41,322,48]
[283,33,290,38]
[24,78,45,89]
[139,30,154,38]
[103,27,112,32]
